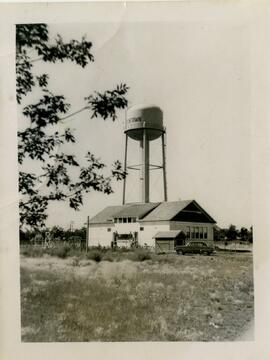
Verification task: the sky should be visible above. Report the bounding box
[18,11,252,230]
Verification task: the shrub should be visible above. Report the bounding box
[118,247,131,253]
[71,258,80,267]
[86,250,103,262]
[103,254,114,262]
[20,246,45,258]
[131,249,152,262]
[48,245,71,259]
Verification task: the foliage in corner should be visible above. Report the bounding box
[17,23,129,229]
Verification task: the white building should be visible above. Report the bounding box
[88,200,216,252]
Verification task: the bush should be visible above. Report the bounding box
[118,247,131,253]
[86,250,103,262]
[48,245,71,259]
[20,246,45,258]
[71,258,80,267]
[131,249,152,262]
[103,254,114,262]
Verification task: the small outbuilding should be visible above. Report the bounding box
[154,230,186,253]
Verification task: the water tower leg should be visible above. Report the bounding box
[122,134,128,205]
[141,130,150,203]
[162,133,168,201]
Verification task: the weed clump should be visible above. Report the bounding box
[49,245,71,259]
[20,246,44,258]
[131,249,152,262]
[103,254,114,262]
[86,250,103,262]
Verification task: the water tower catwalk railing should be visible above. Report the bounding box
[122,105,168,204]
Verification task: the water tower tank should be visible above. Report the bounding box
[122,104,167,204]
[125,105,164,141]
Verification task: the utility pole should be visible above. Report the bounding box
[162,132,168,202]
[70,220,74,232]
[86,216,90,253]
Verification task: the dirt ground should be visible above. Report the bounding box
[20,251,254,342]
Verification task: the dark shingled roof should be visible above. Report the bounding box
[141,200,192,222]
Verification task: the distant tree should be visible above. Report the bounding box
[73,227,87,239]
[226,224,238,241]
[240,227,248,242]
[17,24,128,229]
[213,227,221,241]
[20,228,37,245]
[248,226,253,243]
[19,229,27,245]
[50,226,65,240]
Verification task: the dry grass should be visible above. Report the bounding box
[20,252,254,342]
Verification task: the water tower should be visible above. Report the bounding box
[122,104,168,204]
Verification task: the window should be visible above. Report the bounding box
[195,227,199,239]
[132,218,136,223]
[191,227,195,239]
[140,227,144,231]
[128,217,131,223]
[123,218,127,223]
[204,227,208,239]
[107,228,111,232]
[200,227,203,239]
[114,218,117,223]
[186,226,190,239]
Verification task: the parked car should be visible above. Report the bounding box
[176,241,215,255]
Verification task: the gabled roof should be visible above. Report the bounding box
[153,230,183,239]
[188,200,216,224]
[89,200,216,224]
[89,202,160,224]
[140,200,192,222]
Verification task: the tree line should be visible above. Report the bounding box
[20,225,86,246]
[19,224,253,246]
[214,225,253,243]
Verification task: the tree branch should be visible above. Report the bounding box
[29,57,43,63]
[59,106,89,122]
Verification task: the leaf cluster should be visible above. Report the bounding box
[17,24,129,229]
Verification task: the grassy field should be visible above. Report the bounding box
[20,249,254,342]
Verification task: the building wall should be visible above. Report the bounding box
[89,221,170,248]
[114,222,140,234]
[89,220,214,248]
[138,221,170,247]
[170,221,214,242]
[89,223,114,247]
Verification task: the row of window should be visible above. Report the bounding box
[114,217,137,224]
[108,225,208,238]
[186,226,208,239]
[108,226,144,232]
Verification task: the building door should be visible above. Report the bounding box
[155,239,174,253]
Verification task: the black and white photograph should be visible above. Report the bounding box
[1,0,270,357]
